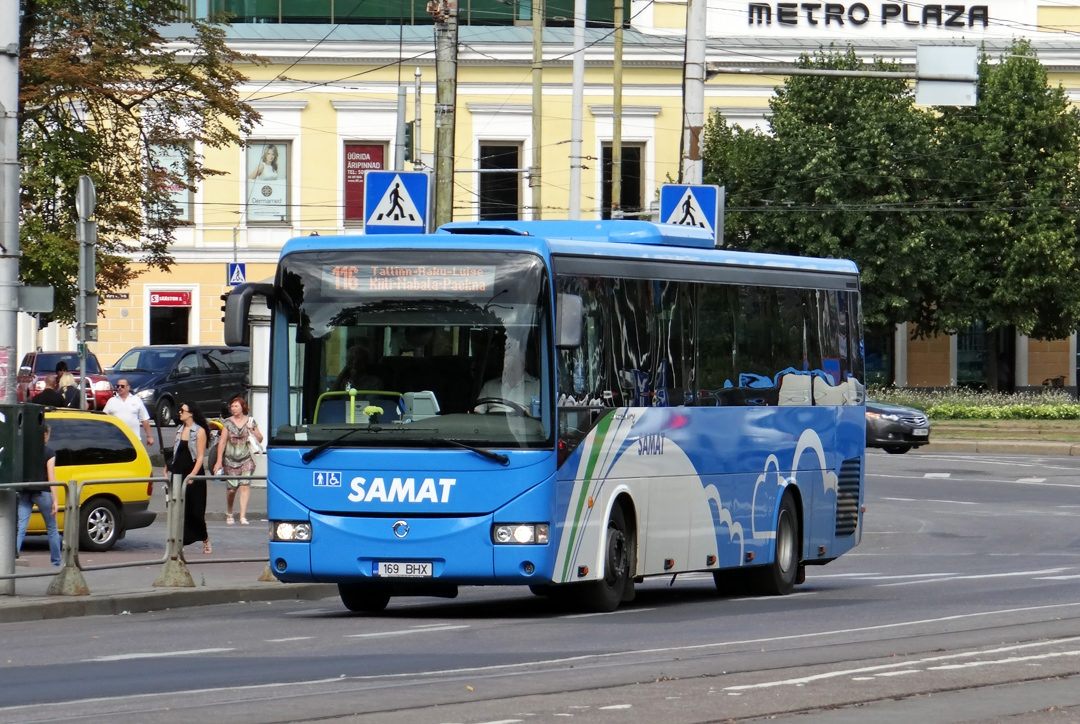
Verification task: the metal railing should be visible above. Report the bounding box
[0,474,273,595]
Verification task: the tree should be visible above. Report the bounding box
[18,0,262,324]
[933,40,1080,341]
[703,48,942,337]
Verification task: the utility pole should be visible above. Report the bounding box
[530,0,544,220]
[0,0,19,406]
[611,0,624,219]
[681,0,706,184]
[395,86,407,170]
[568,0,585,219]
[76,175,96,411]
[0,0,20,596]
[413,67,423,170]
[431,0,459,227]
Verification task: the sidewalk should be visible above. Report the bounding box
[0,468,336,623]
[4,439,1077,623]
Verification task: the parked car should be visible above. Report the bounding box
[24,409,156,551]
[16,351,114,410]
[107,345,251,426]
[866,398,930,454]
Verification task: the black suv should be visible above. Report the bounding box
[107,345,251,426]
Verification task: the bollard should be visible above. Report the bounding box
[47,479,90,596]
[153,475,195,588]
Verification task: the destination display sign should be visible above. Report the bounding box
[325,264,497,297]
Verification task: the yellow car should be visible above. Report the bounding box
[25,409,156,551]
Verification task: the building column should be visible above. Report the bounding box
[949,334,958,387]
[1015,332,1029,389]
[1071,332,1077,388]
[893,322,908,387]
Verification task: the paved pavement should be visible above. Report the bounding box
[2,437,1077,622]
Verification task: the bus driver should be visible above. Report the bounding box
[475,335,538,415]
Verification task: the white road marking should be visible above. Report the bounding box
[924,473,951,478]
[929,649,1080,671]
[876,568,1069,587]
[860,573,956,580]
[1035,574,1080,580]
[474,720,523,724]
[599,704,632,709]
[345,625,470,638]
[1016,477,1047,483]
[562,608,657,619]
[18,606,1080,715]
[875,670,920,677]
[724,637,1080,691]
[882,497,975,505]
[265,637,314,642]
[871,473,1080,489]
[284,609,333,616]
[84,648,234,662]
[811,572,881,578]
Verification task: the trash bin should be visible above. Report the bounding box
[0,404,46,485]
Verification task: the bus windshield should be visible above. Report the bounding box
[273,249,552,449]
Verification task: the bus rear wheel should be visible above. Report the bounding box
[750,492,800,596]
[579,505,630,612]
[338,584,390,613]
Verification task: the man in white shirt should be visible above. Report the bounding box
[476,336,540,415]
[103,378,155,448]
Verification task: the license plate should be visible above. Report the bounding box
[376,561,432,577]
[912,428,929,436]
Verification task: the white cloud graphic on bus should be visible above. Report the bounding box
[347,477,456,503]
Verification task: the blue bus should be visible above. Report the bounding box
[224,220,865,613]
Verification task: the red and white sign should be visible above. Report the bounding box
[150,291,191,306]
[345,143,385,221]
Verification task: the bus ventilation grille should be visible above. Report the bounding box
[835,457,861,537]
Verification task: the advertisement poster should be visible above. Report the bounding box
[150,144,193,222]
[247,142,289,223]
[344,144,384,222]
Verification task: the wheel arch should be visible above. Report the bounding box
[611,492,638,577]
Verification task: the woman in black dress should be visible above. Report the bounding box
[171,401,211,554]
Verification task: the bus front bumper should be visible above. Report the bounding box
[269,512,557,586]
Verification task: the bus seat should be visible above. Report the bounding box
[404,391,440,420]
[314,391,404,423]
[777,372,812,406]
[812,375,846,406]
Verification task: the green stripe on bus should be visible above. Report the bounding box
[559,412,615,582]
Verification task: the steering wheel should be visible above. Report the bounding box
[473,397,529,416]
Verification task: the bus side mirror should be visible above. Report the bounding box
[556,293,583,349]
[224,283,275,347]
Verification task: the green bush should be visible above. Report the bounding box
[867,386,1080,420]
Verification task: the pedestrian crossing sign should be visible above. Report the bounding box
[227,262,246,286]
[659,184,724,246]
[364,170,431,234]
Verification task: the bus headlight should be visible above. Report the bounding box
[273,521,312,542]
[492,523,549,545]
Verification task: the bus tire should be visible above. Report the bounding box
[751,492,800,596]
[579,504,630,612]
[338,584,390,613]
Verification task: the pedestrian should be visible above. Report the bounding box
[213,396,263,526]
[16,425,62,566]
[30,375,66,407]
[57,372,80,408]
[103,377,154,450]
[169,401,211,554]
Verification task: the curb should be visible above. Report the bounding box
[0,583,338,623]
[923,439,1080,456]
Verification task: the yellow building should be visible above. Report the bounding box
[16,0,1080,391]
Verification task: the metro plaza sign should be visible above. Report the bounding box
[746,3,989,27]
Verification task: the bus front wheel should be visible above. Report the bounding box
[751,493,800,596]
[338,584,390,613]
[579,505,630,612]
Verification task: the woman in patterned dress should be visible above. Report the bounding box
[213,396,263,525]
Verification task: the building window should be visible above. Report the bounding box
[344,143,387,224]
[601,143,643,219]
[246,141,290,224]
[150,143,194,224]
[478,144,521,220]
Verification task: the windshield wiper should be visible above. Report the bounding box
[300,425,435,464]
[442,439,509,466]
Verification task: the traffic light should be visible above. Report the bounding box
[404,121,415,163]
[220,291,230,324]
